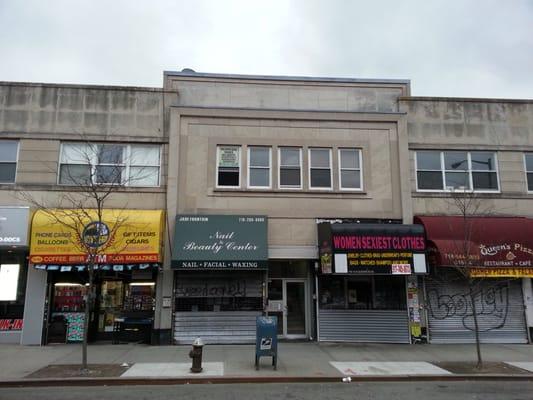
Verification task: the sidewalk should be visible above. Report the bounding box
[2,342,533,384]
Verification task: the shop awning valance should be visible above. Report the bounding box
[172,215,268,269]
[34,263,160,272]
[30,209,165,267]
[414,216,533,275]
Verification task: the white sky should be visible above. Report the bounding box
[0,0,532,99]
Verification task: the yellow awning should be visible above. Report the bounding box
[29,209,165,265]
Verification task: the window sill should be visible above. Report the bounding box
[0,183,166,193]
[212,188,369,197]
[411,191,531,200]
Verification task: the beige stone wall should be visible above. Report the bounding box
[165,73,409,113]
[402,99,533,148]
[169,109,407,247]
[0,83,167,140]
[401,98,533,217]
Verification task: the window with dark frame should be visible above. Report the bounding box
[0,140,19,184]
[216,145,240,187]
[526,153,533,192]
[248,146,271,188]
[59,143,160,187]
[309,148,332,189]
[279,147,302,188]
[339,148,362,190]
[416,150,499,191]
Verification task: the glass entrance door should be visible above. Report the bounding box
[285,281,306,336]
[267,279,307,338]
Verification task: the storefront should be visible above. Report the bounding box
[0,207,30,344]
[415,216,532,344]
[27,209,165,345]
[172,215,268,344]
[317,221,427,343]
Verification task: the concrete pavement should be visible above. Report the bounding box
[2,342,533,383]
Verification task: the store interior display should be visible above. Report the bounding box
[50,278,156,343]
[53,283,85,313]
[123,283,155,312]
[51,283,87,342]
[99,281,124,333]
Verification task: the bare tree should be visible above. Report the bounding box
[428,188,495,369]
[19,139,156,373]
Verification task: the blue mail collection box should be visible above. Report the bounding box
[255,315,277,370]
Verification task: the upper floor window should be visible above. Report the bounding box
[339,148,362,190]
[248,146,271,188]
[309,148,332,189]
[59,143,160,186]
[0,140,19,184]
[415,150,499,192]
[525,153,533,192]
[278,147,301,189]
[216,145,240,188]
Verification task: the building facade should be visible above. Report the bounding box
[402,97,533,343]
[161,71,424,344]
[1,73,532,345]
[0,82,171,344]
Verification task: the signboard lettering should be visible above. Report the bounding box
[0,319,23,331]
[318,222,426,275]
[0,207,30,247]
[172,215,268,269]
[29,210,164,265]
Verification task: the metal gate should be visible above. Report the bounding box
[318,309,410,343]
[426,276,528,344]
[173,271,263,344]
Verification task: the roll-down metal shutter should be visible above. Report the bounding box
[426,277,528,344]
[318,309,410,343]
[173,272,263,344]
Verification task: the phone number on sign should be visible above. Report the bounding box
[238,217,265,223]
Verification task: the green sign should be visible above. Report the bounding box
[172,215,268,269]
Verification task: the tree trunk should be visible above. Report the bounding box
[81,264,93,374]
[469,283,483,369]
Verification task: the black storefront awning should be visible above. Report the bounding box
[34,263,161,272]
[318,222,427,275]
[171,215,268,269]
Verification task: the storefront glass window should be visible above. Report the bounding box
[319,275,406,310]
[346,278,372,309]
[0,252,27,320]
[374,276,406,310]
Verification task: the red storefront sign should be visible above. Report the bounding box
[0,319,23,331]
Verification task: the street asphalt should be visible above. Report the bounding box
[1,382,533,400]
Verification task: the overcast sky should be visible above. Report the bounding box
[1,0,532,98]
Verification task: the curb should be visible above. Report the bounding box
[2,374,533,387]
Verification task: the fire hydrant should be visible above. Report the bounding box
[189,337,204,373]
